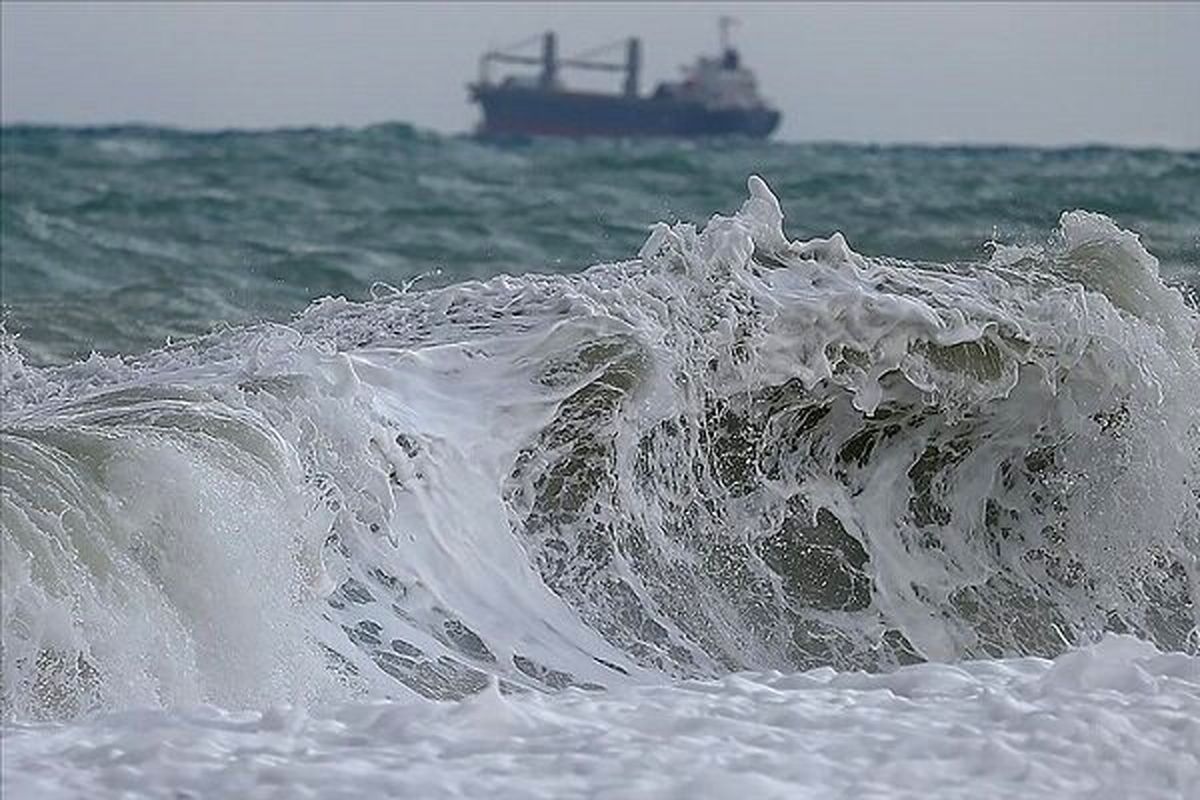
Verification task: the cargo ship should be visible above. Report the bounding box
[468,19,781,139]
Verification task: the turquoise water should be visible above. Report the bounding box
[3,125,1197,364]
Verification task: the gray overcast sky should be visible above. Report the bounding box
[2,2,1198,148]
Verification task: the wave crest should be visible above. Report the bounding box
[3,177,1198,720]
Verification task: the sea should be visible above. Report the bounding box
[2,125,1199,798]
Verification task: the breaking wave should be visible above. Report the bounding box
[3,177,1198,721]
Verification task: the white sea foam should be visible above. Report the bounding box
[3,635,1197,799]
[2,177,1198,795]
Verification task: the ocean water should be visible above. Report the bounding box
[2,126,1199,797]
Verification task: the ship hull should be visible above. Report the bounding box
[470,85,780,139]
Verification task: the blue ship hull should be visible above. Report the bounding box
[470,85,780,139]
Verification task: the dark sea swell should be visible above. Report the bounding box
[2,125,1197,363]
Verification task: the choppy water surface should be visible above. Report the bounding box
[1,125,1199,799]
[3,126,1197,363]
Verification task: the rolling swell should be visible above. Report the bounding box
[5,126,1198,365]
[2,177,1198,721]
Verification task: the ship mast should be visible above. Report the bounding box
[718,16,739,51]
